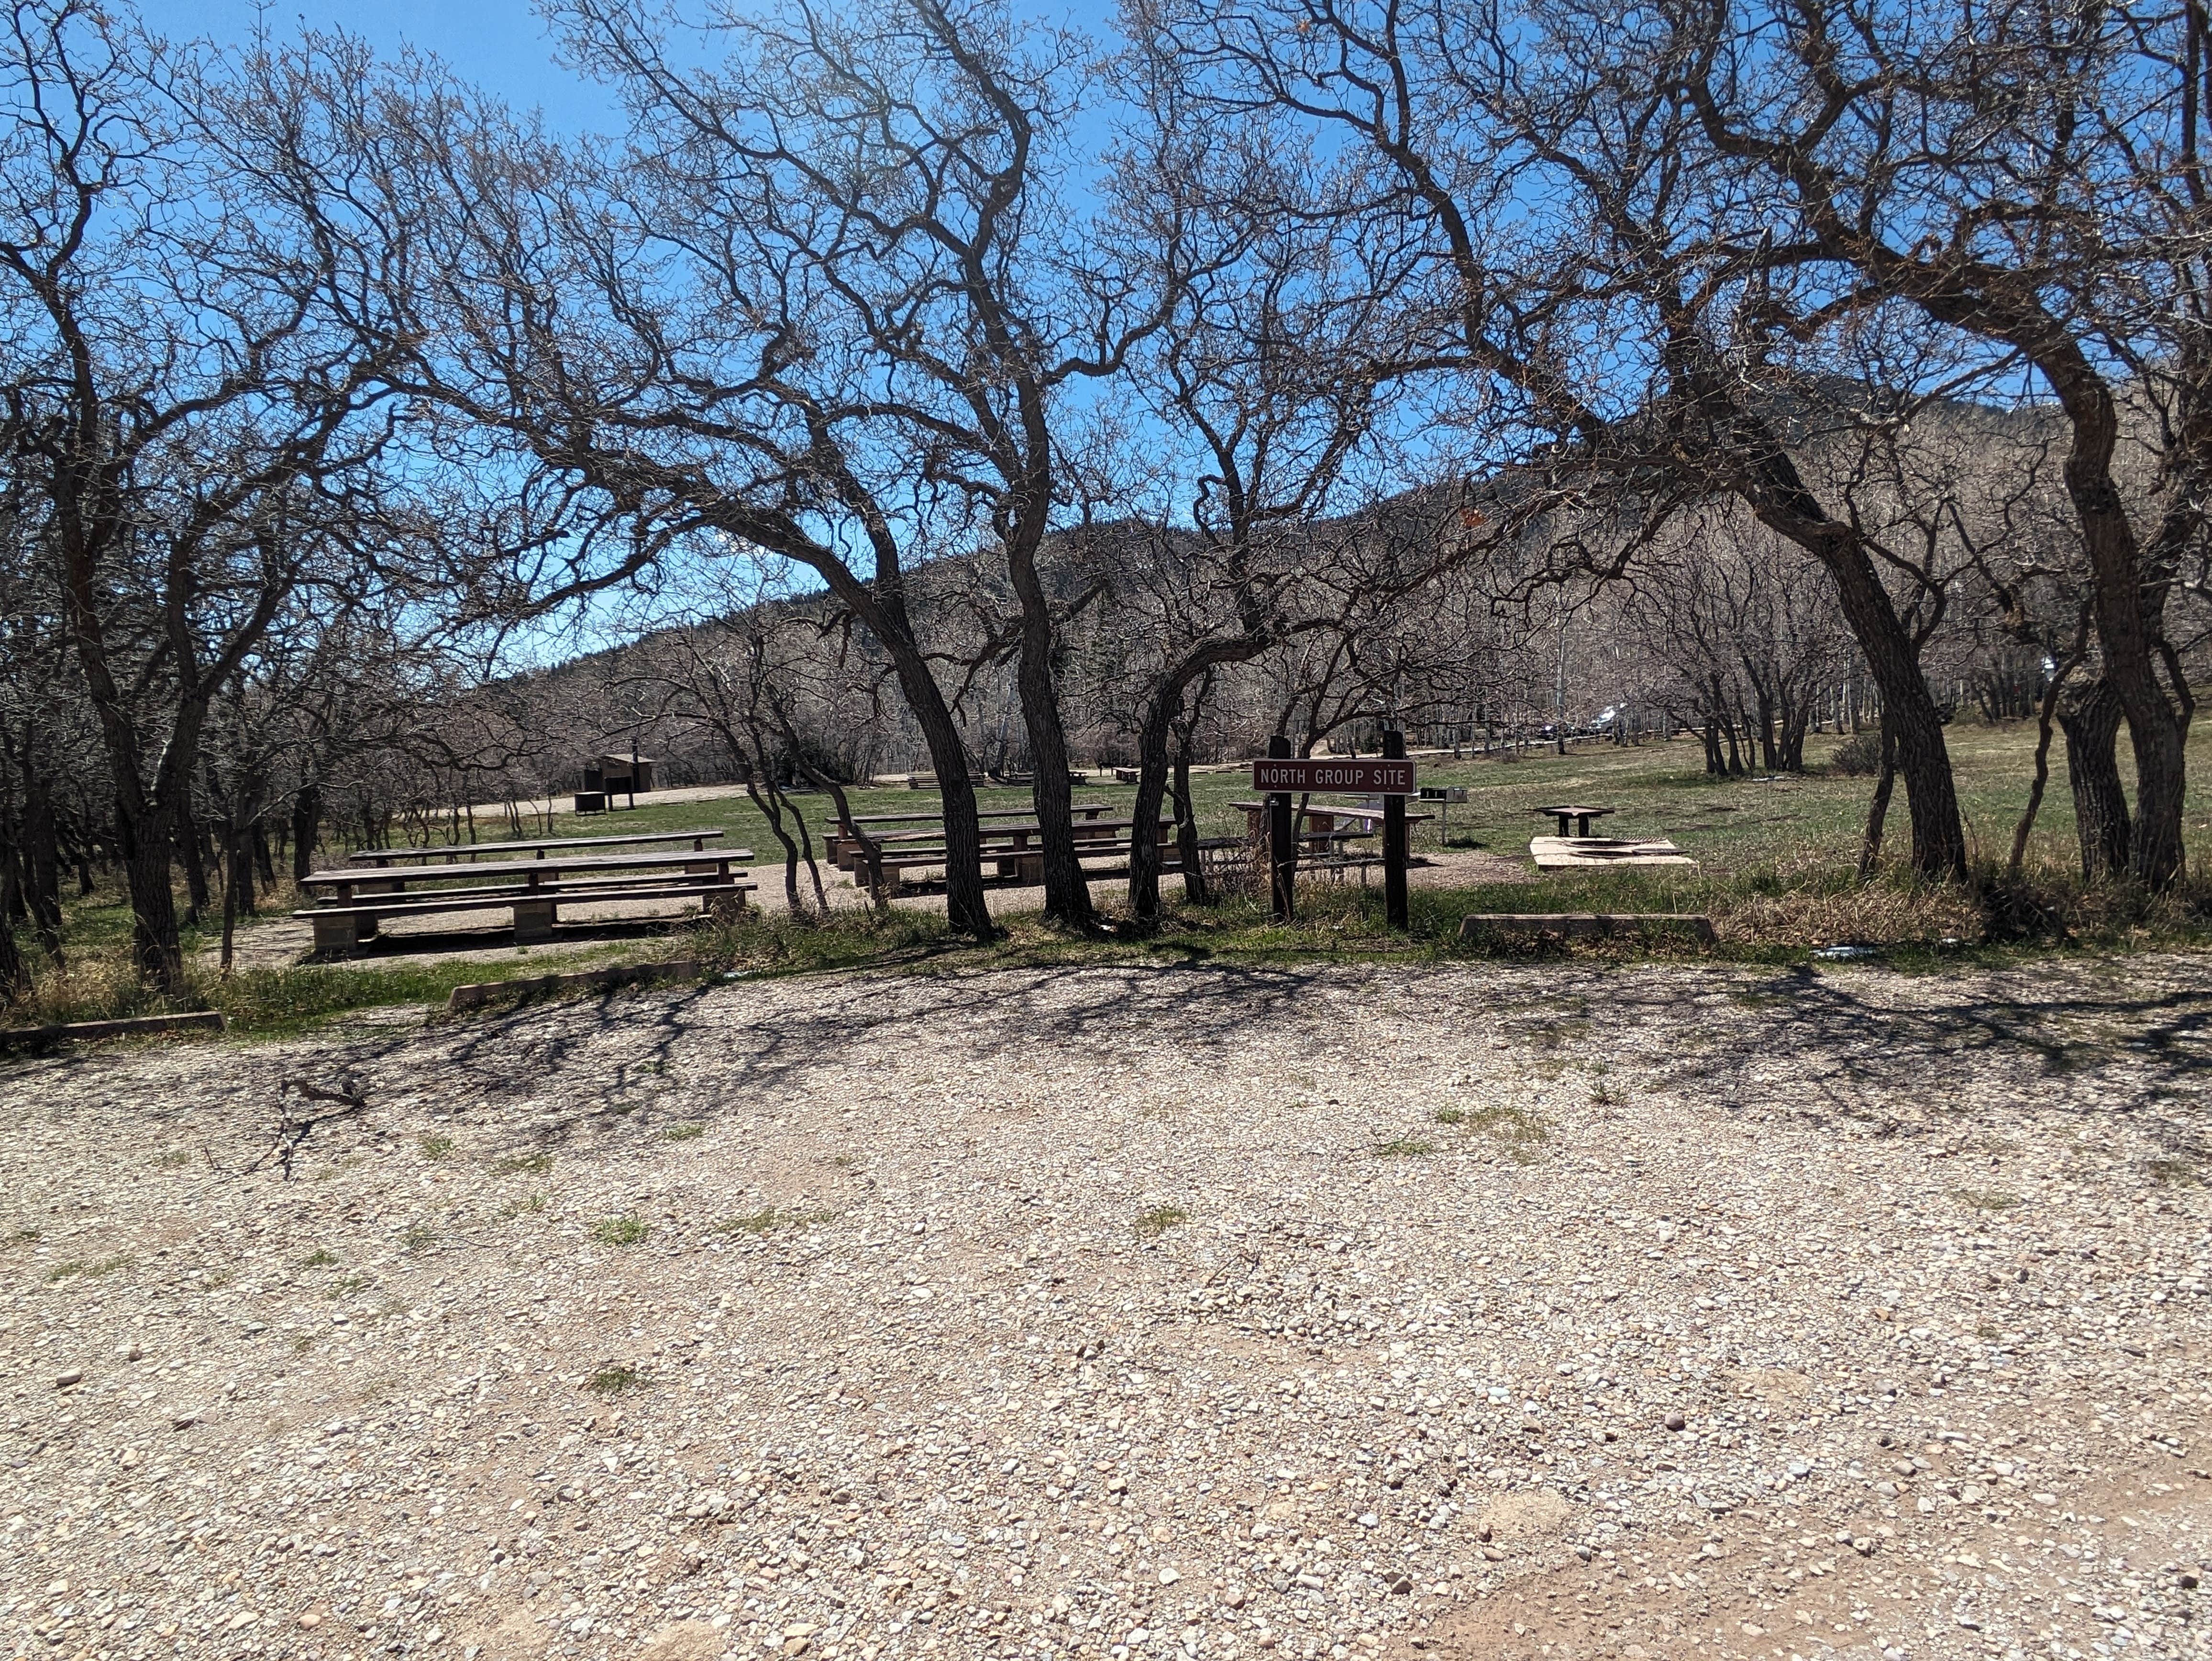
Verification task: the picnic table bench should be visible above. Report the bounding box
[1231,800,1431,846]
[295,848,755,956]
[844,818,1177,889]
[1536,803,1614,838]
[824,804,1110,859]
[347,828,725,866]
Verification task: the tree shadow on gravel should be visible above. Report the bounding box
[210,954,2212,1155]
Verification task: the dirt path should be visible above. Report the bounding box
[2,956,2205,1661]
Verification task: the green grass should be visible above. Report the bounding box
[660,1123,705,1141]
[1134,1205,1190,1238]
[591,1215,651,1246]
[299,1248,337,1268]
[16,721,2212,1048]
[1373,1137,1433,1157]
[1956,1188,2024,1211]
[419,1135,455,1160]
[46,1253,132,1283]
[712,1207,831,1236]
[492,1152,553,1175]
[585,1366,646,1395]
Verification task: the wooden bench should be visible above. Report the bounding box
[348,828,725,866]
[847,823,1179,890]
[297,849,755,956]
[824,805,1111,867]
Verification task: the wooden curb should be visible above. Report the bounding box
[447,959,704,1013]
[1459,912,1717,944]
[0,1010,228,1049]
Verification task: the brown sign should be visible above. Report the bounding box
[1251,758,1417,795]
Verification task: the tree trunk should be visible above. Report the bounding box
[119,800,185,991]
[291,787,321,882]
[2007,666,2067,878]
[1171,679,1210,905]
[1858,715,1899,881]
[1126,683,1183,927]
[219,824,242,977]
[1005,542,1094,930]
[21,767,63,958]
[2058,677,2130,883]
[178,804,210,924]
[0,889,26,1002]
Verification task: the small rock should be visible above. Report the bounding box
[1387,1574,1414,1595]
[2179,1572,2199,1590]
[298,1612,321,1629]
[1664,1411,1686,1431]
[1893,1459,1916,1475]
[1106,1474,1128,1493]
[55,1369,83,1389]
[1158,1568,1179,1585]
[171,1412,197,1430]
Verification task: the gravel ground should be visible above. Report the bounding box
[2,954,2208,1661]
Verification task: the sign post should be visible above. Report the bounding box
[1267,733,1295,922]
[1382,730,1409,930]
[1250,744,1419,929]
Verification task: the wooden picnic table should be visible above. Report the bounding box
[839,802,1112,827]
[296,847,756,955]
[1535,803,1615,838]
[1231,801,1430,843]
[306,848,753,900]
[346,828,726,866]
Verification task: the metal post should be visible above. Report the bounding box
[1268,732,1295,922]
[1383,729,1408,930]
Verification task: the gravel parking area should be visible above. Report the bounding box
[2,955,2208,1661]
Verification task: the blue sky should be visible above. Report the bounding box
[137,0,621,129]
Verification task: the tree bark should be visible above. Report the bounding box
[1005,535,1095,930]
[2007,666,2067,878]
[2057,677,2131,883]
[291,787,321,882]
[119,800,184,991]
[1858,716,1899,881]
[1819,542,1966,880]
[1171,680,1210,905]
[1128,647,1260,924]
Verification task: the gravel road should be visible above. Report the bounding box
[2,955,2208,1661]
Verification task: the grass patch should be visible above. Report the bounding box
[1433,1106,1466,1125]
[7,1226,40,1247]
[332,1273,371,1297]
[1956,1188,2024,1211]
[492,1152,553,1175]
[401,1223,436,1252]
[661,1123,705,1141]
[2147,1157,2202,1186]
[299,1248,337,1268]
[1373,1137,1433,1157]
[26,723,2212,1049]
[712,1207,831,1236]
[1134,1205,1190,1239]
[47,1253,132,1282]
[591,1215,651,1246]
[1451,1104,1550,1163]
[154,1150,190,1168]
[419,1135,456,1161]
[585,1366,646,1395]
[498,1193,550,1218]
